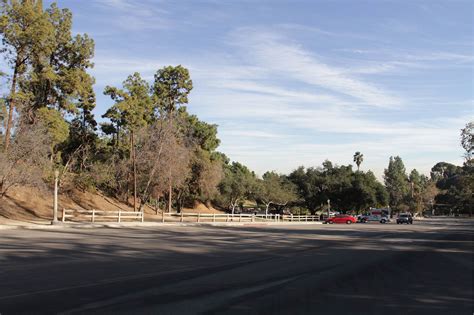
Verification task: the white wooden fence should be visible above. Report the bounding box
[62,209,144,223]
[161,212,320,223]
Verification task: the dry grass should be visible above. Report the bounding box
[0,186,224,224]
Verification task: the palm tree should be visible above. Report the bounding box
[353,151,364,171]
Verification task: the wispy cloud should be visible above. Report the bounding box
[93,0,172,30]
[229,29,402,108]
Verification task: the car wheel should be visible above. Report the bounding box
[328,221,333,224]
[346,220,352,224]
[381,220,386,224]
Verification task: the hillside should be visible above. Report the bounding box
[0,186,223,224]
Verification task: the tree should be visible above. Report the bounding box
[23,4,95,118]
[177,108,222,207]
[431,156,473,216]
[0,121,50,197]
[152,65,193,116]
[384,156,409,212]
[353,151,364,171]
[0,0,53,150]
[152,66,193,211]
[256,171,297,215]
[36,107,68,163]
[104,72,152,210]
[218,162,256,214]
[134,119,190,212]
[461,121,473,161]
[408,169,428,213]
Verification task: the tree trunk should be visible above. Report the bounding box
[168,181,172,213]
[131,130,137,211]
[4,63,19,152]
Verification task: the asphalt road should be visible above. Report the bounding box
[0,218,472,314]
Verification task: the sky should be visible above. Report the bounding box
[45,0,472,179]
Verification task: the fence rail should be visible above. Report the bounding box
[161,212,320,223]
[62,209,144,223]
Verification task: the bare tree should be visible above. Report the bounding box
[133,119,191,212]
[197,156,223,206]
[0,122,50,197]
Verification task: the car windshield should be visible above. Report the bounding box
[400,214,408,217]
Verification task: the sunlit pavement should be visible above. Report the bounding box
[0,218,472,314]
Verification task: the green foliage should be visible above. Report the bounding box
[22,3,95,117]
[179,107,220,152]
[36,107,68,149]
[153,65,193,115]
[432,161,473,215]
[288,162,388,214]
[384,156,409,211]
[461,121,473,161]
[104,72,152,133]
[255,171,297,213]
[218,161,257,213]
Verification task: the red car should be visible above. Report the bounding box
[324,214,357,224]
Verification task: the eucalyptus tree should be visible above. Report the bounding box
[353,151,364,171]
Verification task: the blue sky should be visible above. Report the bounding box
[47,0,472,178]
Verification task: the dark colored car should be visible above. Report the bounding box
[325,214,357,224]
[397,213,413,224]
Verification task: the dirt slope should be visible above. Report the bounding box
[0,186,223,224]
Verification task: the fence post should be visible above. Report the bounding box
[118,209,121,223]
[92,209,95,223]
[62,208,66,222]
[252,214,255,222]
[213,213,216,222]
[239,213,242,222]
[291,214,293,222]
[197,213,201,223]
[181,212,184,222]
[141,210,144,223]
[227,214,229,222]
[162,211,165,223]
[305,215,308,222]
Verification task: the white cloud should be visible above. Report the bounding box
[93,0,171,30]
[229,29,402,108]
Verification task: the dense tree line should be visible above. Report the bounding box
[0,1,471,216]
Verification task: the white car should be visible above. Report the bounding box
[358,214,390,224]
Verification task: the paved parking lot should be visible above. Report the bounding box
[0,218,472,314]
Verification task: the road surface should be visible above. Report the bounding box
[0,218,472,314]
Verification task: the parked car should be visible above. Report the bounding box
[357,214,390,223]
[324,214,357,224]
[397,213,413,224]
